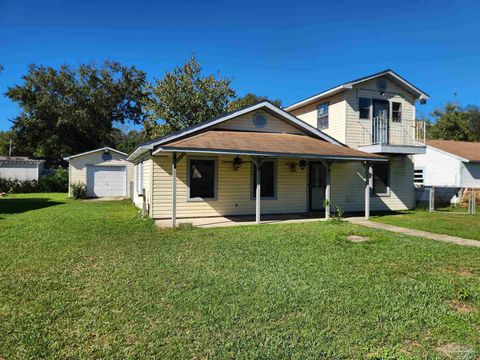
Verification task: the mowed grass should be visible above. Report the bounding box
[372,207,480,241]
[0,194,479,359]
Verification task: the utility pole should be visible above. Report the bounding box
[9,139,13,157]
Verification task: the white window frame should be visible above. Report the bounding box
[317,102,329,129]
[392,101,402,123]
[187,156,218,202]
[414,168,424,186]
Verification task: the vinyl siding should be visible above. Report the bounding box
[345,77,416,148]
[215,110,305,134]
[0,163,42,181]
[133,157,153,212]
[330,156,415,211]
[413,146,461,187]
[460,163,480,188]
[151,154,308,218]
[289,93,346,142]
[68,151,133,197]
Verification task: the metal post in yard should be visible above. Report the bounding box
[473,190,477,215]
[429,187,435,213]
[365,162,372,219]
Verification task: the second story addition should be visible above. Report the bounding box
[286,70,429,155]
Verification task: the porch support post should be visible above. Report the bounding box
[365,162,372,219]
[171,152,177,228]
[325,161,332,220]
[256,162,261,224]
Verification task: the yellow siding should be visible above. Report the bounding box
[215,110,305,134]
[289,93,346,143]
[330,156,415,212]
[345,77,416,148]
[152,154,308,218]
[68,151,133,197]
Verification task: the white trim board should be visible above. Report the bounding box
[64,147,127,161]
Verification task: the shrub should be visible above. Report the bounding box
[38,168,68,192]
[0,178,38,193]
[70,182,87,199]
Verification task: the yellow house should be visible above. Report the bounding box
[128,70,429,227]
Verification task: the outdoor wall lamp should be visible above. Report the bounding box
[299,159,307,170]
[233,156,242,171]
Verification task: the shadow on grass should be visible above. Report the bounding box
[0,198,65,215]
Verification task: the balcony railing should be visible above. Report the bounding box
[360,117,417,146]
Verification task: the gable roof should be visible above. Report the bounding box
[155,130,386,161]
[63,147,127,161]
[128,101,344,161]
[285,69,430,112]
[426,140,480,163]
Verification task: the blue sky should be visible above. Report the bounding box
[1,0,479,131]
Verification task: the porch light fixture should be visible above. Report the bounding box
[299,159,307,170]
[233,156,242,171]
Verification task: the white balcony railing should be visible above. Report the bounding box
[360,117,417,146]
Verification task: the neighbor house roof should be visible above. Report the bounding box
[63,147,127,161]
[128,101,344,161]
[0,156,45,165]
[426,140,480,163]
[154,130,386,161]
[285,69,430,112]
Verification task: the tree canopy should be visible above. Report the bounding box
[142,56,236,139]
[427,103,480,141]
[226,93,282,112]
[5,61,148,160]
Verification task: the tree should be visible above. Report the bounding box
[111,129,145,154]
[226,93,282,112]
[143,55,236,139]
[5,61,148,160]
[427,103,473,141]
[0,131,12,156]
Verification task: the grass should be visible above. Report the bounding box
[372,207,480,241]
[0,194,479,359]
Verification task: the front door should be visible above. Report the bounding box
[372,99,390,144]
[309,162,326,211]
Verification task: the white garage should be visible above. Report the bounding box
[64,147,133,198]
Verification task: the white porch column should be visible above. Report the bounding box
[325,161,331,219]
[171,152,177,227]
[256,161,261,224]
[365,162,372,219]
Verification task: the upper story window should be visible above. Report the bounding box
[359,98,371,119]
[252,160,276,199]
[317,102,329,129]
[188,158,217,200]
[392,102,402,122]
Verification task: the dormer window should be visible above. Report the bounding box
[317,102,329,129]
[359,98,371,119]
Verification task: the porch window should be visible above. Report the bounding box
[317,102,329,129]
[188,158,217,200]
[373,162,390,196]
[359,98,370,119]
[136,161,144,195]
[392,102,402,122]
[252,160,276,199]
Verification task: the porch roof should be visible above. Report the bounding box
[154,130,387,162]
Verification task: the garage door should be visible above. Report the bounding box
[87,166,127,197]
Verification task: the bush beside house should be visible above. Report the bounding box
[0,168,68,193]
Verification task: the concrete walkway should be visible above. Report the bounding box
[346,217,480,248]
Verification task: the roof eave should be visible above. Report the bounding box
[153,146,386,162]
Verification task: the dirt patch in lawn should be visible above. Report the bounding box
[347,235,369,242]
[447,300,477,314]
[438,267,478,277]
[400,340,422,355]
[436,343,477,358]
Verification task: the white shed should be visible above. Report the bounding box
[64,147,134,198]
[0,157,45,181]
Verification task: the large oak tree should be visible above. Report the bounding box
[5,61,148,160]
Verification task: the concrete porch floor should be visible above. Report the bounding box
[155,213,328,228]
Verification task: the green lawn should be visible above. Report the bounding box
[1,194,479,359]
[372,208,480,241]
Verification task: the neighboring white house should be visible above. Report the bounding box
[0,156,45,181]
[413,140,480,203]
[64,147,134,198]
